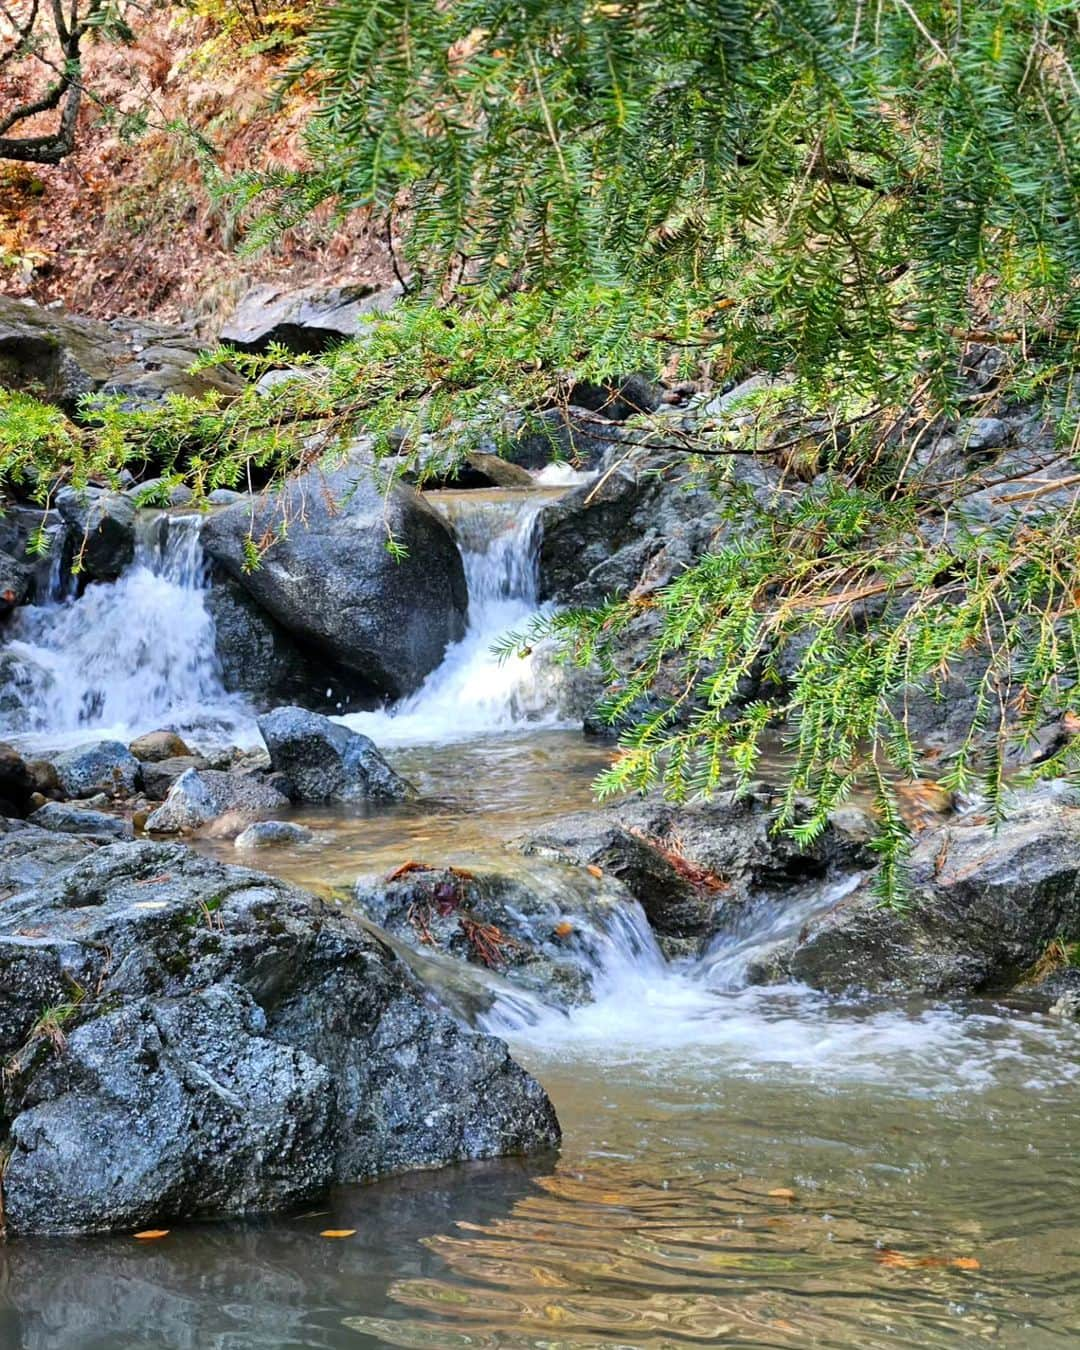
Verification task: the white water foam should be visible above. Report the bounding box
[340,490,569,746]
[0,514,254,750]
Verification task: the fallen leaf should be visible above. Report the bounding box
[768,1187,796,1200]
[951,1256,981,1270]
[134,1229,170,1240]
[553,921,574,938]
[320,1229,356,1239]
[586,864,603,879]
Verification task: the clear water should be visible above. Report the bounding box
[2,483,1080,1347]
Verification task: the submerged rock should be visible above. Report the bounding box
[202,457,468,700]
[258,706,410,803]
[770,785,1080,996]
[234,820,314,850]
[51,741,141,800]
[0,842,559,1236]
[144,768,289,835]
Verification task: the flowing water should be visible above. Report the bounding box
[2,484,1080,1347]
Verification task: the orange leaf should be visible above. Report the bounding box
[951,1256,981,1270]
[553,921,574,938]
[320,1229,357,1239]
[134,1229,170,1240]
[586,864,603,879]
[768,1187,796,1200]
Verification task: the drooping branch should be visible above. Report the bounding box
[0,0,104,163]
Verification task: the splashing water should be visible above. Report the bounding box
[0,514,253,750]
[341,488,571,746]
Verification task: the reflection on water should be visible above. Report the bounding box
[2,997,1078,1349]
[192,731,614,887]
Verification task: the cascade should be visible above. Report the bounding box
[341,487,568,746]
[0,514,250,748]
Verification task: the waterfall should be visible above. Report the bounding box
[340,488,568,746]
[0,514,250,749]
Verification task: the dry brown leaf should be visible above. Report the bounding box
[553,921,574,938]
[320,1229,357,1239]
[586,864,603,879]
[134,1229,170,1240]
[951,1256,981,1270]
[767,1187,796,1200]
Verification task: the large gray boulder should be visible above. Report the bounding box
[0,842,560,1235]
[51,740,141,799]
[0,820,95,898]
[220,282,401,354]
[55,487,136,582]
[202,459,468,699]
[258,706,410,802]
[768,785,1080,996]
[205,573,356,711]
[144,768,289,835]
[0,297,242,412]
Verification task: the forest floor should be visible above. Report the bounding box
[0,5,393,334]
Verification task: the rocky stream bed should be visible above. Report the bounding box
[1,294,1080,1345]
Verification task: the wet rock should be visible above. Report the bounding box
[128,730,193,763]
[520,792,869,947]
[0,297,242,413]
[508,406,630,471]
[138,755,210,801]
[27,802,133,841]
[437,451,536,489]
[960,417,1009,452]
[234,821,314,850]
[777,784,1080,996]
[55,486,137,582]
[202,457,468,699]
[0,842,559,1235]
[220,282,402,354]
[51,741,141,800]
[144,768,289,835]
[0,741,33,816]
[205,574,356,712]
[4,985,336,1236]
[0,547,31,615]
[258,706,410,803]
[354,859,644,1007]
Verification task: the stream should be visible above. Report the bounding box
[1,482,1079,1347]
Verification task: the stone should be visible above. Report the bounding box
[257,706,410,803]
[205,574,357,711]
[354,858,642,1008]
[128,730,193,763]
[202,456,468,700]
[960,417,1009,452]
[0,297,243,413]
[0,740,33,816]
[520,792,871,947]
[0,842,559,1235]
[0,547,32,615]
[234,821,314,850]
[773,784,1080,996]
[507,406,630,470]
[51,741,141,799]
[138,755,210,801]
[27,802,133,841]
[0,821,96,898]
[55,487,136,582]
[220,282,402,354]
[144,768,289,835]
